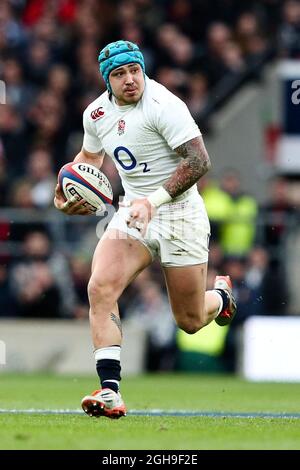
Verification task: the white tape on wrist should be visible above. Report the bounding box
[147,187,172,208]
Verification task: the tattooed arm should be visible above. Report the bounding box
[121,137,210,232]
[163,136,211,199]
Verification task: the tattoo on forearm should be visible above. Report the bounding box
[111,313,122,336]
[163,136,211,199]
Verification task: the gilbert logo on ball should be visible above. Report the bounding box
[58,162,113,212]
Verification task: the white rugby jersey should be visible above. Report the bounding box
[83,77,201,200]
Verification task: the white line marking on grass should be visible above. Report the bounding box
[0,409,300,419]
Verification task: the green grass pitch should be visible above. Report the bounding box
[0,373,300,449]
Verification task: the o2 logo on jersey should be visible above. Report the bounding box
[113,146,150,173]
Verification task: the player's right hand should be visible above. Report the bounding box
[54,184,93,215]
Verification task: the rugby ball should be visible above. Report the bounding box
[58,162,113,212]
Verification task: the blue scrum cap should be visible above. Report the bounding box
[98,40,145,92]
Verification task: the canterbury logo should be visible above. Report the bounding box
[91,107,104,120]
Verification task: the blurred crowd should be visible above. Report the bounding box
[1,0,300,370]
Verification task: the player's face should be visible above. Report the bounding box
[109,63,145,105]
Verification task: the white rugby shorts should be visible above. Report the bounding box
[106,192,210,267]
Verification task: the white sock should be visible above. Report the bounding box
[94,346,121,362]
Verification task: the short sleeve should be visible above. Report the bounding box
[82,109,103,153]
[155,95,201,150]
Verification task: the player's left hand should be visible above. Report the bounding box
[119,198,156,236]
